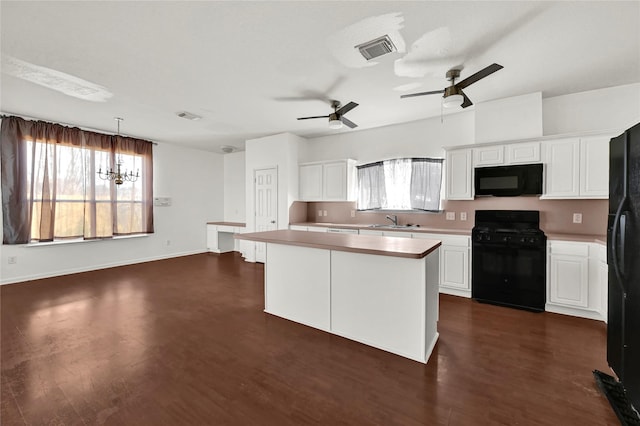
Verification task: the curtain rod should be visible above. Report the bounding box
[0,112,159,146]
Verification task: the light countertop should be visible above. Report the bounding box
[236,230,441,259]
[290,222,471,236]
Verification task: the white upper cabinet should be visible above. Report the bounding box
[299,160,356,201]
[299,163,323,200]
[445,149,473,200]
[473,142,540,167]
[473,145,504,167]
[542,134,611,199]
[544,138,581,197]
[506,142,541,164]
[579,135,610,198]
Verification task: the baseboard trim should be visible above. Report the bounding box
[0,250,208,285]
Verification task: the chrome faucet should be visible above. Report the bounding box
[385,214,398,226]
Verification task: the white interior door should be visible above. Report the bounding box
[254,168,278,263]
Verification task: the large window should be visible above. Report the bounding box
[1,116,154,244]
[357,158,443,211]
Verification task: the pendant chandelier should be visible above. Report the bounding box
[97,117,139,185]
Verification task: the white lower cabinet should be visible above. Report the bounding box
[546,240,607,321]
[413,233,471,297]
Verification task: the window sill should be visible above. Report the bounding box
[23,233,150,247]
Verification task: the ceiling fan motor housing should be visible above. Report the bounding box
[444,85,462,98]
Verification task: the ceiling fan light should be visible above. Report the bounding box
[328,118,343,129]
[442,94,464,108]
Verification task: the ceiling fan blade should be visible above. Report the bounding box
[297,115,330,120]
[400,89,445,99]
[335,101,358,116]
[341,117,357,129]
[460,91,473,108]
[455,63,503,89]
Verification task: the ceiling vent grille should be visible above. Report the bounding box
[176,111,202,121]
[355,35,397,60]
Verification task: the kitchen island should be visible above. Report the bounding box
[235,230,441,363]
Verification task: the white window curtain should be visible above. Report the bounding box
[356,162,386,210]
[357,157,443,211]
[410,158,443,211]
[383,158,412,210]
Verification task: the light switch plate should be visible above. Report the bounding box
[460,212,467,221]
[446,212,455,221]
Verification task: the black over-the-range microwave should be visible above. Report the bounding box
[474,163,543,196]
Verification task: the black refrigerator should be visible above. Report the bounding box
[604,121,640,421]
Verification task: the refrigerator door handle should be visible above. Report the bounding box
[611,197,628,293]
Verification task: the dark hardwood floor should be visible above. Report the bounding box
[1,253,618,425]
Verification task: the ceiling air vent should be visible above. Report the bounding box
[176,111,202,121]
[355,35,397,60]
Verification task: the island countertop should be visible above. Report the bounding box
[236,230,441,259]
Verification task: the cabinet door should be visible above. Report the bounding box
[446,149,473,200]
[299,164,323,201]
[323,161,347,200]
[440,245,470,290]
[544,138,580,198]
[474,145,504,167]
[549,254,589,308]
[506,142,540,164]
[579,136,609,198]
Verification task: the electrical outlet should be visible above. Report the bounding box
[7,256,17,264]
[446,212,455,221]
[317,210,322,217]
[323,210,328,217]
[351,210,356,218]
[573,213,583,224]
[460,212,467,221]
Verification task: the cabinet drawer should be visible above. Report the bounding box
[217,225,236,233]
[440,235,470,247]
[549,241,588,257]
[327,228,358,234]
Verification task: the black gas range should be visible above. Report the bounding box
[472,210,547,312]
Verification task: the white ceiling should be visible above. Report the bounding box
[1,1,638,153]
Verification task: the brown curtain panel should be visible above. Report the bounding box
[1,116,154,244]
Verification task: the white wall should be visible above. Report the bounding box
[0,142,224,284]
[244,132,301,262]
[223,151,246,222]
[475,92,543,143]
[543,83,640,135]
[300,110,475,164]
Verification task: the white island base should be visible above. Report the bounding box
[264,241,440,363]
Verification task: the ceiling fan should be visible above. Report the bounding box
[401,63,504,108]
[297,100,359,129]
